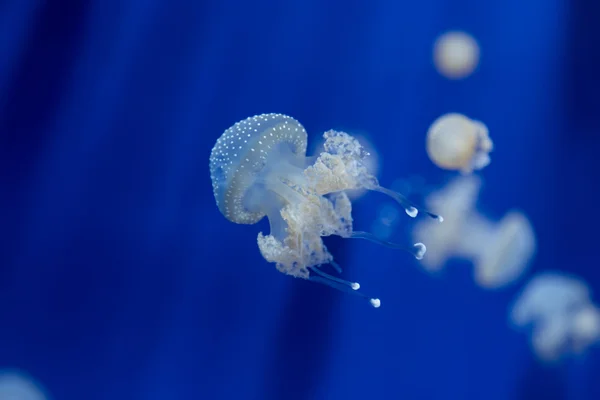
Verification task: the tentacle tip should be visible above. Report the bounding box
[351,282,360,290]
[405,207,418,218]
[414,243,426,260]
[426,212,443,222]
[370,298,381,308]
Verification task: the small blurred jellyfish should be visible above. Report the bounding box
[210,114,442,307]
[0,370,49,400]
[412,175,536,289]
[426,113,493,174]
[433,31,480,80]
[510,273,600,362]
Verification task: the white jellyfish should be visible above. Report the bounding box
[0,370,49,400]
[433,31,480,80]
[210,114,443,306]
[426,113,493,174]
[510,273,600,362]
[412,175,535,289]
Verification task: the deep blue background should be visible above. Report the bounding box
[1,0,599,399]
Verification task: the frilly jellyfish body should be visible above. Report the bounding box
[426,113,493,174]
[210,114,441,307]
[412,175,535,289]
[510,273,600,362]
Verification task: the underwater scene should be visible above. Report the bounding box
[1,0,599,399]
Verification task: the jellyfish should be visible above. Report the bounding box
[0,370,49,400]
[426,113,493,174]
[209,114,442,307]
[412,175,535,289]
[510,273,600,362]
[433,31,480,80]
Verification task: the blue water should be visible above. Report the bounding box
[1,0,599,399]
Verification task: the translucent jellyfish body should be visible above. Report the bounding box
[433,31,480,80]
[412,175,535,289]
[0,370,49,400]
[426,113,493,174]
[210,114,441,307]
[510,273,600,362]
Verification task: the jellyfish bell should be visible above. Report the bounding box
[426,113,493,174]
[433,31,480,80]
[210,113,309,227]
[210,113,442,307]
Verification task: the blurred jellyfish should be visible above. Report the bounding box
[426,113,493,174]
[413,175,535,289]
[433,31,480,79]
[510,273,600,362]
[210,114,442,307]
[0,370,49,400]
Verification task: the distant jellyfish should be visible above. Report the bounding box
[210,114,442,307]
[510,273,600,362]
[0,370,49,400]
[413,175,535,289]
[426,113,493,174]
[433,31,480,79]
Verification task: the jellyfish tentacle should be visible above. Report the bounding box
[350,231,427,260]
[308,266,380,308]
[328,259,343,274]
[370,184,443,222]
[310,266,360,290]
